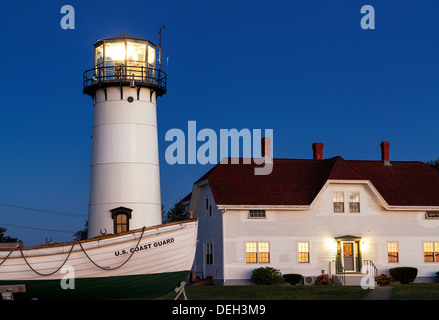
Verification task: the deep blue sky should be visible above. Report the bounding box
[1,0,439,245]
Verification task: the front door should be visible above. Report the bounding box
[342,241,355,272]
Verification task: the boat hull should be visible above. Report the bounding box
[0,271,189,300]
[0,220,198,300]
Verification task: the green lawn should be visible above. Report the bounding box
[157,285,372,300]
[157,284,439,300]
[391,284,439,300]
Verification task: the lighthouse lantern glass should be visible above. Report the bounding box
[105,41,126,62]
[95,44,104,80]
[127,41,147,80]
[104,41,126,80]
[127,41,146,62]
[148,45,155,67]
[95,44,103,66]
[91,37,159,83]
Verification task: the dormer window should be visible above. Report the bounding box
[333,192,344,213]
[110,207,132,234]
[333,192,360,213]
[349,193,360,213]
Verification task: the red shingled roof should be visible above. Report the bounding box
[196,157,439,207]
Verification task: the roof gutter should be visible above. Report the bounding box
[217,205,310,211]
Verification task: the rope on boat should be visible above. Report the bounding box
[20,240,77,276]
[0,244,21,267]
[12,226,146,276]
[76,226,146,271]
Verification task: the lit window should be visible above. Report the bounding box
[349,193,360,213]
[205,243,213,265]
[424,242,439,262]
[249,210,266,218]
[258,242,270,263]
[246,242,257,263]
[246,242,270,263]
[333,192,344,213]
[298,242,310,263]
[387,242,399,263]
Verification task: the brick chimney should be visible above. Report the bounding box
[312,142,323,160]
[380,141,391,165]
[261,137,271,159]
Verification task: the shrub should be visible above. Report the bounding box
[389,267,418,284]
[251,267,284,285]
[283,274,303,285]
[375,273,392,286]
[436,271,439,283]
[315,274,332,285]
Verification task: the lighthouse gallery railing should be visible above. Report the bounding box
[83,65,167,93]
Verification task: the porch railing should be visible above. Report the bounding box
[363,260,378,279]
[331,259,346,285]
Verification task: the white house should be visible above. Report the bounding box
[186,141,439,285]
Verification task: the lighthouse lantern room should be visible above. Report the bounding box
[83,34,167,238]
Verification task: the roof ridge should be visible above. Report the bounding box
[340,158,368,180]
[307,157,340,204]
[327,156,344,179]
[327,156,366,180]
[346,159,426,164]
[308,159,330,205]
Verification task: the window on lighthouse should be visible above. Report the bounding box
[115,214,129,233]
[111,207,132,234]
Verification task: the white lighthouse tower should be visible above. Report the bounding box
[83,33,167,238]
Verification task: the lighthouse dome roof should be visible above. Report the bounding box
[95,33,156,46]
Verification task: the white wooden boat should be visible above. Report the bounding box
[0,219,198,299]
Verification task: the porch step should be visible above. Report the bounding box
[333,274,377,287]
